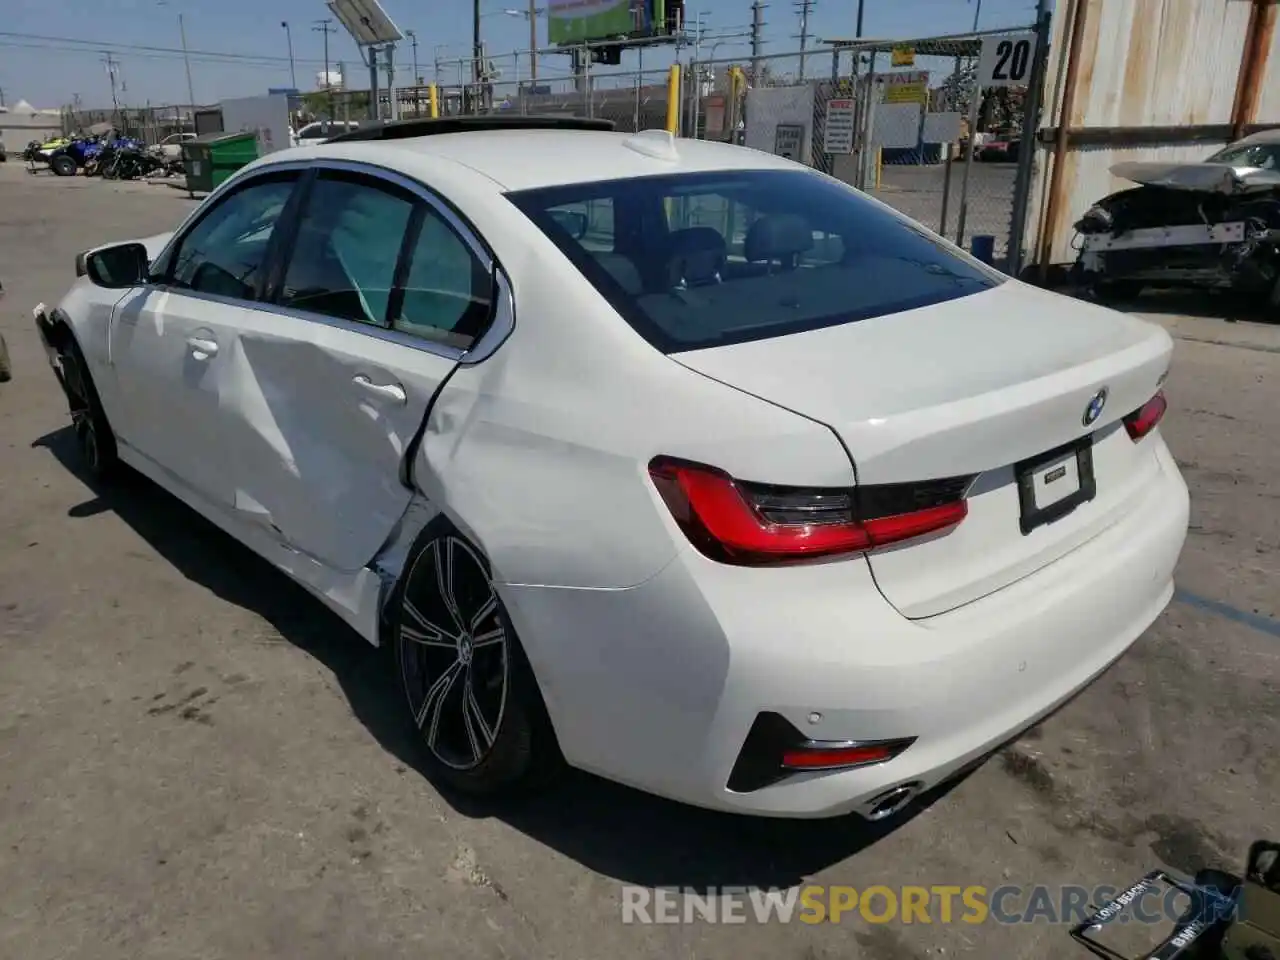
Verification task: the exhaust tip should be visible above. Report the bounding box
[861,782,922,821]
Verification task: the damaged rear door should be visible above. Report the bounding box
[223,165,497,574]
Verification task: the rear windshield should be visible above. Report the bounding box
[507,169,1002,353]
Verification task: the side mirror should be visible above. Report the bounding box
[84,242,148,288]
[549,209,589,240]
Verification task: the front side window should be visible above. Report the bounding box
[168,175,296,300]
[508,169,1002,353]
[278,172,414,326]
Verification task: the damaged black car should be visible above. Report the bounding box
[1072,130,1280,310]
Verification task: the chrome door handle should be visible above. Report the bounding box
[186,336,218,358]
[352,374,407,405]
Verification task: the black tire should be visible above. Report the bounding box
[54,331,119,481]
[0,334,11,383]
[50,154,77,177]
[390,520,560,797]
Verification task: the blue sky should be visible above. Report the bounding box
[1,0,1040,109]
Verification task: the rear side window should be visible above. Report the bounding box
[507,169,1002,353]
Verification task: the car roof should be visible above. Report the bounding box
[1237,128,1280,146]
[260,128,802,192]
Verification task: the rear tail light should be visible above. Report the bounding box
[1123,390,1167,441]
[648,456,971,566]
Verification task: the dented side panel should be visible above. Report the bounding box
[218,307,459,576]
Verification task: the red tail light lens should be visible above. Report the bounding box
[1123,391,1167,441]
[648,457,970,566]
[781,739,915,771]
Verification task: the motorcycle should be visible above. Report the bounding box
[87,136,144,178]
[110,143,161,180]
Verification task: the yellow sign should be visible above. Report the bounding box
[885,82,927,104]
[891,45,915,66]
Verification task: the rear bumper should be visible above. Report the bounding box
[502,436,1189,818]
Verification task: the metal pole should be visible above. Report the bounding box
[282,22,297,91]
[178,13,195,106]
[955,77,981,246]
[368,46,380,121]
[528,0,539,84]
[859,50,878,188]
[386,44,398,120]
[797,0,810,81]
[634,45,643,131]
[409,31,419,83]
[315,19,336,119]
[939,151,954,236]
[750,0,764,81]
[856,0,865,37]
[473,0,483,84]
[1007,0,1052,275]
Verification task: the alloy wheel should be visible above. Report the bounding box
[398,535,509,771]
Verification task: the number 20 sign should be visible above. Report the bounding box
[977,32,1036,88]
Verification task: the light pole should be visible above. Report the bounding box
[502,7,543,85]
[970,0,983,31]
[282,21,297,90]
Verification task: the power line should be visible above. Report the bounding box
[0,39,328,72]
[0,29,329,66]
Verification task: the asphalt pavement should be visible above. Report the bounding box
[0,162,1277,960]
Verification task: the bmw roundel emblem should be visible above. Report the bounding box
[1082,388,1108,426]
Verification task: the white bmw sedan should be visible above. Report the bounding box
[32,117,1188,820]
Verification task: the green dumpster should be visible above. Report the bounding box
[182,131,258,195]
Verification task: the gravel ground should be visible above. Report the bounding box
[0,162,1276,960]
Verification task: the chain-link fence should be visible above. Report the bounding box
[65,105,209,143]
[377,27,1046,264]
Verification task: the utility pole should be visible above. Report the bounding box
[970,0,983,31]
[855,0,865,37]
[473,0,483,85]
[406,30,420,84]
[178,13,195,105]
[793,0,814,80]
[528,0,539,85]
[314,19,337,119]
[102,52,121,125]
[282,21,298,90]
[750,0,766,81]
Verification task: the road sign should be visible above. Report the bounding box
[891,45,915,67]
[977,32,1036,87]
[823,98,856,153]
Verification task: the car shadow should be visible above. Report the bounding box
[33,424,973,889]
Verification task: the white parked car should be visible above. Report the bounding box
[32,117,1188,819]
[291,120,360,146]
[154,131,197,162]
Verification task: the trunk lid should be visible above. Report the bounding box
[672,280,1173,618]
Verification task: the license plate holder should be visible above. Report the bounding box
[1015,435,1096,535]
[1069,869,1235,960]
